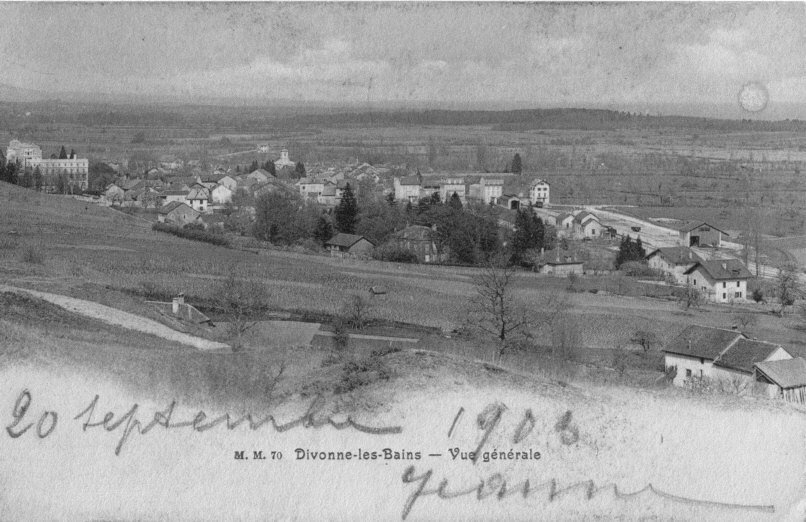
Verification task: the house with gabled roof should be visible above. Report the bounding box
[393,176,422,203]
[217,175,238,192]
[684,258,753,303]
[104,183,125,205]
[573,211,601,238]
[325,233,375,258]
[157,201,200,226]
[646,246,703,284]
[663,325,746,386]
[186,185,211,212]
[210,183,233,205]
[247,168,274,183]
[755,357,806,403]
[675,221,728,248]
[529,179,550,207]
[663,324,793,388]
[712,338,791,381]
[468,177,504,204]
[159,189,191,205]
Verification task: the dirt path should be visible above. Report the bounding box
[0,284,229,351]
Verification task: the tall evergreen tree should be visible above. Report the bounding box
[313,216,334,245]
[19,168,32,188]
[334,183,358,234]
[448,192,463,211]
[510,209,545,265]
[59,146,68,159]
[69,148,76,159]
[294,162,306,178]
[266,161,277,177]
[249,160,259,172]
[511,153,523,175]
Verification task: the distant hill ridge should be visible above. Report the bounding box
[3,100,806,132]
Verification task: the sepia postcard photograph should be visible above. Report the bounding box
[0,1,805,520]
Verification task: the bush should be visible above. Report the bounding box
[372,244,419,263]
[751,287,764,303]
[152,222,230,247]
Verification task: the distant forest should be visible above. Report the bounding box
[3,102,806,133]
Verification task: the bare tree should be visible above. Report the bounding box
[732,312,758,331]
[631,330,658,353]
[216,273,267,350]
[341,293,373,330]
[466,257,530,357]
[677,284,704,310]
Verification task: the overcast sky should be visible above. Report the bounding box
[2,2,805,115]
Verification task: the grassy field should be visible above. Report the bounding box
[2,180,805,396]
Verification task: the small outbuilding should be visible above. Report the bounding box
[325,233,376,258]
[755,357,806,403]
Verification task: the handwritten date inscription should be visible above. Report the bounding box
[5,389,401,456]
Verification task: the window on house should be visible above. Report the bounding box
[722,293,726,299]
[737,282,740,287]
[686,369,692,378]
[735,292,742,298]
[723,282,726,288]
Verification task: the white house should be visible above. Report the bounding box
[439,178,466,203]
[684,259,752,303]
[663,325,792,388]
[468,177,504,204]
[663,325,746,386]
[393,176,422,203]
[210,184,233,205]
[186,185,210,212]
[6,139,42,167]
[573,211,600,238]
[529,179,550,207]
[646,247,702,284]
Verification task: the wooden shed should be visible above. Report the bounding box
[755,357,806,404]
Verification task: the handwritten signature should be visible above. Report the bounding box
[401,466,776,520]
[5,389,401,456]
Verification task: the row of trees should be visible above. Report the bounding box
[250,180,557,267]
[614,235,646,268]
